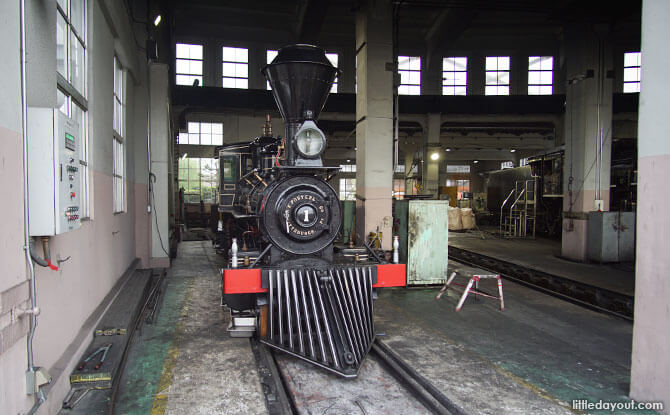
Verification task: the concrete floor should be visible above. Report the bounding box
[449,231,635,295]
[113,241,644,415]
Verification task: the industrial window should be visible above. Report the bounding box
[393,178,405,199]
[519,157,529,167]
[501,161,514,169]
[113,57,125,213]
[528,56,553,95]
[175,43,203,86]
[326,53,339,93]
[485,56,510,95]
[339,178,356,201]
[178,122,224,145]
[442,57,467,95]
[446,179,470,199]
[446,165,470,173]
[395,164,405,173]
[57,0,89,217]
[398,55,421,95]
[266,50,278,90]
[178,158,219,203]
[222,46,248,89]
[623,51,641,93]
[339,164,356,173]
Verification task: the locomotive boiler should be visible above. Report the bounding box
[217,44,405,377]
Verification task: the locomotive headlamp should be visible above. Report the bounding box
[294,120,326,158]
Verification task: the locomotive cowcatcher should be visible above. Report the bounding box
[216,44,405,377]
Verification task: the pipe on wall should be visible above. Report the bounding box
[20,0,47,412]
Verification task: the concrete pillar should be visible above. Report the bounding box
[149,63,170,266]
[424,113,441,196]
[560,24,613,261]
[354,2,394,250]
[630,1,670,410]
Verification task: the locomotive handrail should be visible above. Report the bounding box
[499,188,516,236]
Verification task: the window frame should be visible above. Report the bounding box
[178,157,219,203]
[623,51,641,93]
[113,56,126,214]
[442,57,468,96]
[178,122,224,146]
[528,56,553,95]
[57,0,90,218]
[175,43,204,86]
[338,177,356,201]
[398,55,421,95]
[326,52,339,93]
[485,56,510,96]
[222,46,249,89]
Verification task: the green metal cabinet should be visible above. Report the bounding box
[406,200,450,285]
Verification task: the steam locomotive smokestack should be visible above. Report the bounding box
[262,44,338,152]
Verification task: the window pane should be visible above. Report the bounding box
[540,71,552,84]
[623,82,640,93]
[57,13,68,76]
[485,72,498,85]
[188,122,199,133]
[57,89,69,116]
[398,56,411,70]
[624,52,640,68]
[326,53,338,67]
[540,56,553,70]
[212,123,223,134]
[454,71,467,85]
[70,34,85,95]
[624,67,640,82]
[267,49,278,63]
[71,0,85,38]
[176,59,189,74]
[236,78,248,89]
[212,135,223,145]
[454,86,466,95]
[235,63,248,78]
[189,44,203,60]
[528,71,541,84]
[178,133,189,144]
[222,62,235,77]
[539,85,552,95]
[443,57,455,71]
[498,57,510,70]
[485,57,498,70]
[57,0,67,11]
[189,60,202,75]
[528,56,542,70]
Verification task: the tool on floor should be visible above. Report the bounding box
[62,387,92,409]
[436,271,505,312]
[95,328,127,336]
[77,343,112,371]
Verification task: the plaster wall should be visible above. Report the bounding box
[0,1,151,414]
[630,0,670,411]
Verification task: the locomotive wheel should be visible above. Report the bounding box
[261,176,341,255]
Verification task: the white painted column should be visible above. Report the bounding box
[149,63,170,266]
[424,113,441,196]
[630,0,670,410]
[354,2,394,250]
[560,24,613,261]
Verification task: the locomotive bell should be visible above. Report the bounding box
[263,44,338,166]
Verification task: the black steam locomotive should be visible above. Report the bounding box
[216,44,405,377]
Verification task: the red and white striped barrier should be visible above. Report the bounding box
[436,271,505,312]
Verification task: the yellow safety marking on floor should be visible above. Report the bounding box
[150,280,195,415]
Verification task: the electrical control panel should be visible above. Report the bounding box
[28,108,82,236]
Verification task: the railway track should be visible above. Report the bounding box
[251,338,466,415]
[448,246,634,321]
